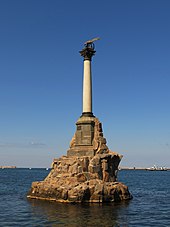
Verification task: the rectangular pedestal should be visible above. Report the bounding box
[67,146,95,157]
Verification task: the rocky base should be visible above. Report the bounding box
[27,153,132,203]
[27,116,132,203]
[27,180,132,203]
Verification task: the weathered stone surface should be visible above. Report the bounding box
[27,115,132,203]
[27,150,132,203]
[27,177,132,203]
[67,116,109,157]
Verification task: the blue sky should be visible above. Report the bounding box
[0,0,170,168]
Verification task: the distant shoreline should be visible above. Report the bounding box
[0,166,16,169]
[0,166,169,170]
[119,167,170,171]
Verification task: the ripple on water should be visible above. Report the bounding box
[0,169,170,226]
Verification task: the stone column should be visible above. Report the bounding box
[80,45,95,117]
[83,60,92,113]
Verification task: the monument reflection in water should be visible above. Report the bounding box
[27,39,132,203]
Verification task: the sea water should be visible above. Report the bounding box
[0,168,170,226]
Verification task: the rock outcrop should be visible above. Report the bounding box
[27,116,132,203]
[27,152,132,203]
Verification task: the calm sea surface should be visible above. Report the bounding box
[0,168,170,227]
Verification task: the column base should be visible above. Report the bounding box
[81,112,94,117]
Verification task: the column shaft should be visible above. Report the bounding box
[83,60,92,113]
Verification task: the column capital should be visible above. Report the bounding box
[79,46,96,61]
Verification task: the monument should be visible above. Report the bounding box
[27,39,132,203]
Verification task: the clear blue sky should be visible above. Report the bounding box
[0,0,170,168]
